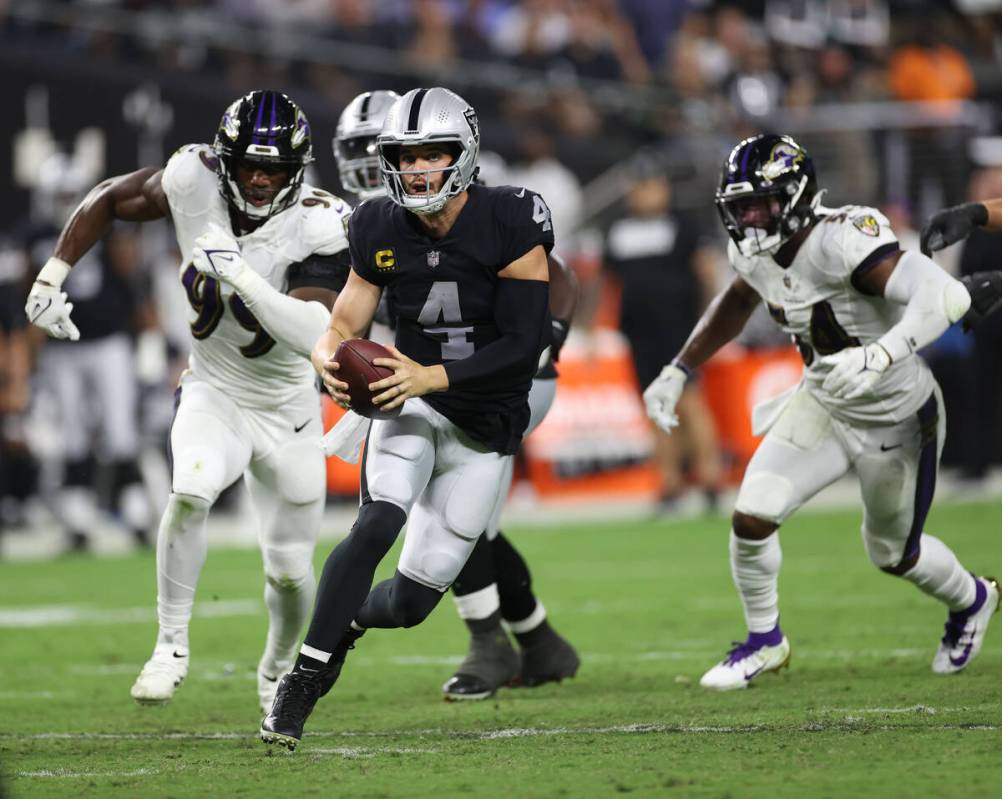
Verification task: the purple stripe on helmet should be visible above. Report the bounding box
[268,92,277,147]
[902,392,940,563]
[251,92,266,146]
[738,142,753,181]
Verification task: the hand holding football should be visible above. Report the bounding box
[333,339,402,419]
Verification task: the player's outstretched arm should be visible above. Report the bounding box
[644,276,760,433]
[919,198,1002,254]
[820,249,971,399]
[26,167,167,340]
[312,270,382,404]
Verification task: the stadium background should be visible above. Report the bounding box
[1,0,1001,533]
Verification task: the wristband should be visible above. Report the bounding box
[670,358,693,379]
[37,257,72,288]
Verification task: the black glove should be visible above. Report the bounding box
[920,202,988,255]
[960,271,1002,331]
[550,317,570,363]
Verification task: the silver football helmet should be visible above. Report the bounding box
[333,90,400,201]
[377,87,480,215]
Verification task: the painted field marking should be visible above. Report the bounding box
[0,599,259,628]
[17,768,158,778]
[6,719,1001,746]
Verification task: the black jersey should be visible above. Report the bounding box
[349,184,555,454]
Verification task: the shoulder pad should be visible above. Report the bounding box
[162,144,218,200]
[298,186,351,256]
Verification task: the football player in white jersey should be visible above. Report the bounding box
[643,134,998,690]
[332,90,580,701]
[25,90,353,713]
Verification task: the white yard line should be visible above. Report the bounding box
[6,718,1000,745]
[17,768,158,778]
[0,599,260,628]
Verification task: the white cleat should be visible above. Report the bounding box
[932,576,1000,675]
[130,645,189,705]
[258,662,291,717]
[700,636,791,691]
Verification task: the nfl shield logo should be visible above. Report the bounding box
[427,250,440,268]
[783,276,792,288]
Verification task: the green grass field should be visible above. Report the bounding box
[1,501,1000,798]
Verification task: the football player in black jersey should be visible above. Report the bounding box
[262,88,554,750]
[333,91,580,702]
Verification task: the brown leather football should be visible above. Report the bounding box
[334,339,401,419]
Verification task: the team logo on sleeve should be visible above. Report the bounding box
[851,213,880,237]
[375,249,396,270]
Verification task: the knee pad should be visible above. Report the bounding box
[389,574,444,628]
[263,543,315,589]
[171,445,227,504]
[862,521,917,573]
[735,472,796,524]
[347,501,406,561]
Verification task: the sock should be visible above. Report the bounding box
[491,532,538,624]
[260,567,316,675]
[452,533,497,596]
[730,529,782,634]
[155,493,211,647]
[466,609,505,634]
[453,584,501,621]
[901,534,977,611]
[301,500,405,654]
[513,616,555,649]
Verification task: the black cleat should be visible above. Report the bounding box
[517,625,580,688]
[260,666,339,752]
[442,628,520,701]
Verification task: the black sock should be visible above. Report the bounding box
[301,500,405,654]
[356,570,444,629]
[514,619,554,649]
[466,609,504,634]
[492,532,538,623]
[452,533,497,596]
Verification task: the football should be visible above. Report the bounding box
[334,338,402,419]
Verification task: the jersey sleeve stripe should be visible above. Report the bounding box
[850,242,900,296]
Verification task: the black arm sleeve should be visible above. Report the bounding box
[286,249,351,293]
[444,279,549,388]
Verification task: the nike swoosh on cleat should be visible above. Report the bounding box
[949,637,975,666]
[172,651,188,659]
[744,665,765,681]
[293,419,311,433]
[262,674,278,683]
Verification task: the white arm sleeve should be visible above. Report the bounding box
[229,268,331,359]
[876,249,971,363]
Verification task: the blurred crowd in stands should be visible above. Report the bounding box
[2,0,1002,552]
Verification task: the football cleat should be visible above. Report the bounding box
[260,666,339,752]
[257,662,291,717]
[517,627,580,688]
[442,628,520,701]
[130,645,189,705]
[932,575,1000,675]
[700,635,791,691]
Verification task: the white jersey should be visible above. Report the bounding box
[729,204,935,424]
[162,144,351,409]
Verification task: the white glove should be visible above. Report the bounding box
[25,257,80,341]
[191,222,247,285]
[819,343,891,400]
[643,363,687,433]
